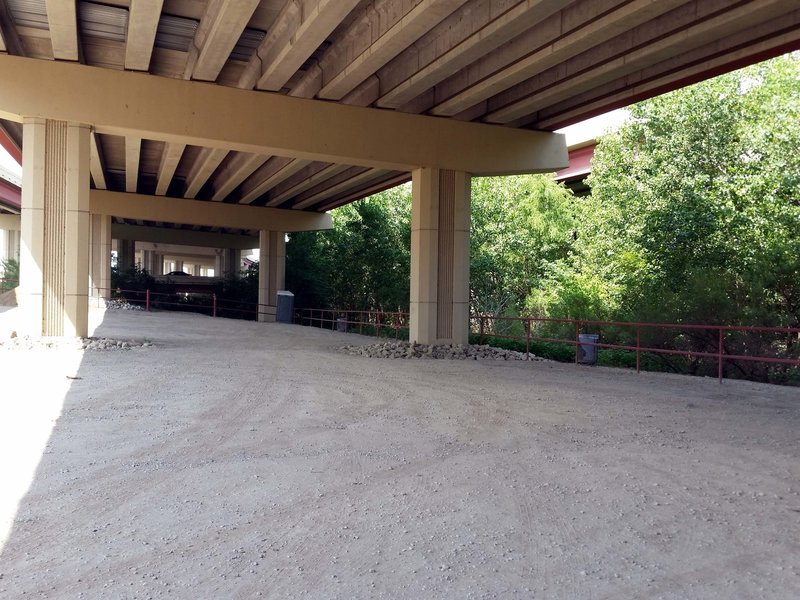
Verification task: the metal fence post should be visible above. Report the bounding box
[636,326,641,374]
[212,294,217,318]
[575,321,580,364]
[479,316,485,345]
[718,328,724,384]
[146,288,150,312]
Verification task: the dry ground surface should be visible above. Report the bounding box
[0,307,798,599]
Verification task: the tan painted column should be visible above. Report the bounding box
[225,248,240,276]
[19,119,91,337]
[90,213,112,301]
[410,168,471,345]
[117,239,136,270]
[257,231,286,323]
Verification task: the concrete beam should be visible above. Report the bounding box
[45,0,79,61]
[265,163,349,208]
[432,0,686,117]
[318,0,468,101]
[125,0,164,71]
[156,142,185,196]
[125,136,141,193]
[90,189,332,232]
[292,168,388,210]
[0,214,20,230]
[212,152,268,201]
[377,0,565,109]
[89,132,107,190]
[189,0,261,82]
[0,55,566,175]
[485,0,796,124]
[240,0,361,92]
[112,223,259,249]
[240,158,312,204]
[184,147,228,198]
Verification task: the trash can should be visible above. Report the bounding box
[578,333,599,365]
[276,290,294,323]
[336,317,347,332]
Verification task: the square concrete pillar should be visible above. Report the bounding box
[90,213,112,301]
[258,231,286,323]
[410,168,471,345]
[117,239,136,271]
[19,119,91,337]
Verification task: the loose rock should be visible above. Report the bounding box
[338,341,542,361]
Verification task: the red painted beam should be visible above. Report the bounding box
[555,144,595,182]
[0,123,21,165]
[0,176,21,211]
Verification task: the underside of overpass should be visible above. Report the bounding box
[0,0,798,340]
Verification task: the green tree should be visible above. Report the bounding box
[470,174,576,318]
[575,53,800,329]
[286,185,411,311]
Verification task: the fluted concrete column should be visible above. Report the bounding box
[19,119,91,337]
[409,168,471,345]
[1,227,20,271]
[258,231,286,323]
[90,213,112,301]
[118,239,135,270]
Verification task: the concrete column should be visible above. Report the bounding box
[225,248,240,276]
[153,252,163,275]
[19,119,91,337]
[174,259,183,273]
[1,227,20,270]
[258,231,286,322]
[409,168,471,345]
[90,213,112,301]
[118,239,136,270]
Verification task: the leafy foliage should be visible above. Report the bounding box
[286,186,411,311]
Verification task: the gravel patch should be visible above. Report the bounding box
[340,340,544,361]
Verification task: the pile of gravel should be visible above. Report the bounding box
[0,334,152,351]
[105,299,145,311]
[81,337,153,351]
[339,340,543,361]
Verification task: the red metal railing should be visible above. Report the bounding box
[473,314,800,384]
[297,307,799,384]
[95,287,273,321]
[297,307,409,340]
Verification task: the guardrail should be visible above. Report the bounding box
[473,314,800,384]
[97,287,268,321]
[296,307,799,384]
[296,307,409,340]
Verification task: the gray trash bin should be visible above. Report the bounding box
[578,333,599,364]
[336,317,347,332]
[276,290,294,323]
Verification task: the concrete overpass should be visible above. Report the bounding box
[0,0,797,340]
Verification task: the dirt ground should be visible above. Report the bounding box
[0,306,798,599]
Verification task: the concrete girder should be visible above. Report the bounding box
[90,189,332,232]
[239,158,312,204]
[44,0,79,61]
[0,56,565,175]
[188,0,261,82]
[430,0,687,117]
[211,152,269,202]
[89,132,107,191]
[377,0,565,109]
[125,0,165,71]
[485,0,798,124]
[156,142,186,196]
[264,163,350,208]
[318,0,469,101]
[183,147,228,198]
[240,0,361,92]
[125,136,141,193]
[111,223,259,250]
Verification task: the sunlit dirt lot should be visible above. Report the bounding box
[1,307,798,599]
